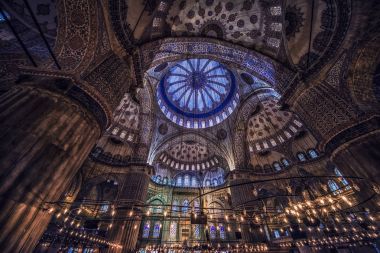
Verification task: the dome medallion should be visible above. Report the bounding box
[157,59,239,128]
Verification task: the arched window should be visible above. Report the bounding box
[68,248,79,253]
[169,222,177,240]
[184,175,190,187]
[191,176,198,187]
[281,158,290,167]
[218,176,223,184]
[219,224,226,239]
[212,178,218,186]
[210,224,216,239]
[163,177,168,185]
[142,221,151,238]
[182,199,189,214]
[297,152,307,162]
[334,168,351,190]
[194,224,200,239]
[153,222,161,238]
[176,176,182,187]
[328,180,340,195]
[273,162,281,171]
[205,179,211,187]
[308,149,318,159]
[274,229,280,238]
[156,175,162,183]
[99,204,109,213]
[151,200,163,214]
[172,200,179,213]
[0,11,10,23]
[194,199,200,213]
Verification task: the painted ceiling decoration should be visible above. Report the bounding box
[165,0,283,55]
[3,0,380,251]
[284,0,351,73]
[246,99,304,153]
[166,141,210,162]
[139,38,295,92]
[106,93,140,144]
[157,58,239,128]
[156,141,222,171]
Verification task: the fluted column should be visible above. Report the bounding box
[0,84,102,252]
[106,167,152,253]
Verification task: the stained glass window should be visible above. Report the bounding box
[297,152,307,162]
[170,222,177,240]
[308,149,318,158]
[281,158,290,167]
[157,59,239,128]
[151,200,163,214]
[219,224,226,239]
[182,199,189,214]
[191,176,198,187]
[328,180,340,195]
[194,224,200,239]
[210,224,216,239]
[176,176,182,187]
[172,200,179,214]
[273,162,281,171]
[142,221,151,238]
[99,204,109,213]
[0,11,10,23]
[274,229,280,238]
[335,168,351,190]
[194,199,200,213]
[153,222,161,238]
[184,175,190,187]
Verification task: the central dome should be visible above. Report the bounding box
[157,59,239,128]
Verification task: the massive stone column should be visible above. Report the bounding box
[0,75,113,252]
[327,122,380,208]
[330,128,380,185]
[106,165,153,253]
